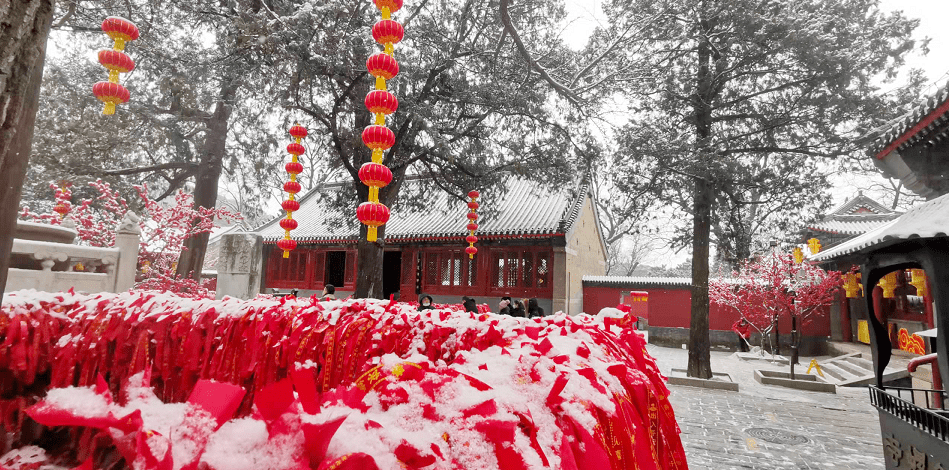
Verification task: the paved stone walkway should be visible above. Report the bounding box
[648,344,886,469]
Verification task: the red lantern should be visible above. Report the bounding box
[98,50,135,75]
[92,82,130,115]
[54,204,69,218]
[374,0,404,13]
[287,142,305,156]
[365,90,399,116]
[366,53,400,90]
[95,17,138,115]
[284,181,302,194]
[282,200,300,212]
[277,238,297,252]
[372,20,404,45]
[359,163,393,188]
[362,125,396,152]
[102,17,140,50]
[286,162,304,175]
[280,123,307,258]
[465,190,480,258]
[360,0,403,243]
[357,202,391,241]
[289,125,308,139]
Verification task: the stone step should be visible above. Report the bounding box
[812,352,910,387]
[818,362,856,382]
[831,358,870,377]
[842,355,874,370]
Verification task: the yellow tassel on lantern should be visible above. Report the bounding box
[910,269,929,297]
[842,272,862,298]
[878,272,898,298]
[792,246,804,264]
[807,238,821,255]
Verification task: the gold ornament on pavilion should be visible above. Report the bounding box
[842,272,863,298]
[807,238,821,255]
[910,269,929,297]
[792,246,804,264]
[878,272,899,299]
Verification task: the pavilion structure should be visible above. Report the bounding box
[251,178,608,314]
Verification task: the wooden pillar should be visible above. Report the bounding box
[840,291,853,343]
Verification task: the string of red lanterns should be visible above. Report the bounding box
[92,17,139,115]
[278,124,308,258]
[465,190,479,258]
[357,0,405,242]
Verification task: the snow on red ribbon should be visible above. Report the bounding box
[0,291,688,470]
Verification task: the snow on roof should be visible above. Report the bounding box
[812,192,949,261]
[254,179,587,243]
[805,218,895,236]
[868,80,949,158]
[581,276,692,287]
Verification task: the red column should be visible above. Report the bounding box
[840,291,852,342]
[925,294,935,329]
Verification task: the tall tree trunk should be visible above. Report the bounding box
[176,78,238,281]
[0,0,55,300]
[354,167,405,299]
[354,225,385,299]
[687,177,714,378]
[687,9,715,379]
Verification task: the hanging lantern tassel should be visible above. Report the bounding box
[792,246,804,264]
[466,190,480,259]
[358,0,404,242]
[93,17,139,115]
[280,124,308,258]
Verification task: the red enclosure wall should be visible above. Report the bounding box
[583,284,830,336]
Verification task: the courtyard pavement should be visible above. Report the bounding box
[648,343,886,469]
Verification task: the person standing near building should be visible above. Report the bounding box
[732,318,751,352]
[463,297,478,313]
[322,284,336,301]
[498,297,512,315]
[527,298,544,318]
[419,294,435,311]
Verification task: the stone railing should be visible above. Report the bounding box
[5,213,141,294]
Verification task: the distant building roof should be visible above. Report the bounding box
[804,193,900,236]
[812,192,949,261]
[254,179,587,243]
[868,81,949,159]
[582,276,692,287]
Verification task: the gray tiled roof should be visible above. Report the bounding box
[868,81,949,157]
[806,218,896,236]
[581,276,693,287]
[812,192,949,261]
[254,178,584,243]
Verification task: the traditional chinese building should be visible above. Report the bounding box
[802,192,900,250]
[811,82,949,350]
[251,179,607,314]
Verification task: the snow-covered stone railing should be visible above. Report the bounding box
[5,213,140,294]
